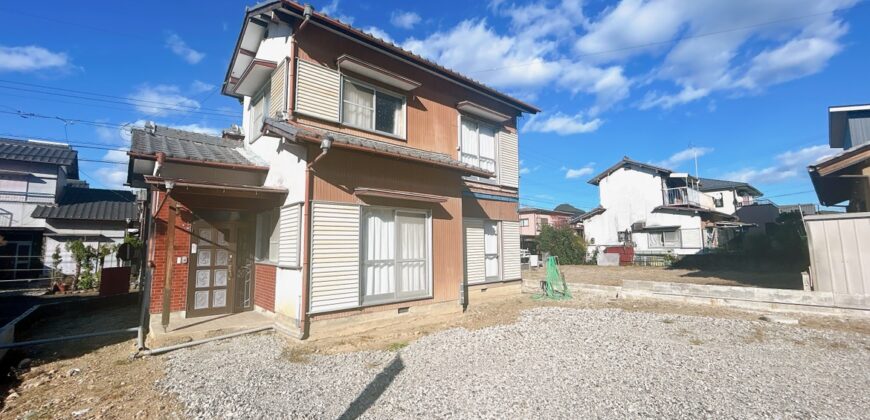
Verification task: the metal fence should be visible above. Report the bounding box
[804,212,870,309]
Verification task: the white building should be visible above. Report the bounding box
[578,157,753,256]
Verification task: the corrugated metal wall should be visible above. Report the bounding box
[309,201,360,312]
[269,59,287,119]
[279,203,301,267]
[295,59,341,122]
[499,130,519,188]
[501,220,521,280]
[463,218,485,284]
[805,212,870,309]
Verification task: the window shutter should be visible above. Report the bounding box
[499,130,519,188]
[279,203,301,267]
[501,221,521,280]
[296,59,341,122]
[269,59,286,119]
[463,219,485,284]
[309,202,360,312]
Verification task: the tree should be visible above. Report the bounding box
[65,240,94,290]
[94,242,117,285]
[51,245,62,282]
[538,224,587,264]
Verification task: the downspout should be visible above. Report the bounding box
[136,190,154,350]
[299,135,332,339]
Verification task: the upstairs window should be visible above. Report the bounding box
[249,81,271,142]
[460,117,496,174]
[342,78,405,137]
[520,218,529,227]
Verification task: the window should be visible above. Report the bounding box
[484,221,499,281]
[649,230,681,248]
[361,208,430,304]
[248,82,271,142]
[255,208,280,262]
[617,231,630,243]
[713,195,724,208]
[342,78,405,137]
[520,218,529,227]
[460,117,497,173]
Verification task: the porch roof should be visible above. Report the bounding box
[263,118,494,177]
[653,205,737,222]
[130,124,268,170]
[145,176,287,211]
[32,187,136,222]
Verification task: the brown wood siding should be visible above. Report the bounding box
[295,24,519,159]
[462,195,519,221]
[309,145,464,303]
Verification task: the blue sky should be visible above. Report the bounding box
[1,0,868,211]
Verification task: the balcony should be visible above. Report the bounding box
[0,190,54,203]
[663,187,701,207]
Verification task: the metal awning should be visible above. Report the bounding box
[144,176,287,211]
[354,187,449,203]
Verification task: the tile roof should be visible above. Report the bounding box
[698,177,761,196]
[588,157,672,185]
[32,187,137,221]
[263,119,493,177]
[228,1,539,114]
[130,125,267,168]
[0,138,78,177]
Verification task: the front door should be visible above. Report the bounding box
[187,222,236,317]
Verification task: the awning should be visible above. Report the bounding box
[144,176,287,211]
[456,101,511,123]
[354,187,448,203]
[233,59,278,96]
[337,55,421,91]
[263,118,494,177]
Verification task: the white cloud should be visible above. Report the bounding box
[362,26,394,43]
[168,123,222,136]
[0,45,70,72]
[190,80,214,94]
[390,11,421,29]
[654,146,713,168]
[558,62,631,115]
[522,112,603,135]
[565,164,595,179]
[722,144,834,184]
[128,85,200,116]
[403,20,562,89]
[94,167,129,190]
[520,167,531,175]
[165,32,205,64]
[319,0,354,24]
[102,149,128,163]
[576,0,856,109]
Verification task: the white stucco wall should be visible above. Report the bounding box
[42,220,127,275]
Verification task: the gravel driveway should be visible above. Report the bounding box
[161,307,870,419]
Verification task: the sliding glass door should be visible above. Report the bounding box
[362,208,430,304]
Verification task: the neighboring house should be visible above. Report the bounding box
[32,186,137,274]
[697,177,762,215]
[129,1,538,338]
[808,104,870,212]
[0,138,135,283]
[518,207,575,251]
[579,157,747,256]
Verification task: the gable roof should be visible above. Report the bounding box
[554,203,585,216]
[698,177,762,196]
[571,206,605,223]
[224,1,539,114]
[588,157,672,185]
[0,138,78,177]
[32,187,136,222]
[263,118,493,177]
[130,124,267,169]
[518,207,575,216]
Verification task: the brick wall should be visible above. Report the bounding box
[149,191,194,314]
[254,263,277,312]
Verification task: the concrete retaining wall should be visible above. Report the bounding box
[522,278,870,318]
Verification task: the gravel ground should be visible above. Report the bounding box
[161,307,870,419]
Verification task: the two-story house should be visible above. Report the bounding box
[697,178,762,215]
[809,104,870,212]
[578,157,749,256]
[0,138,136,284]
[518,207,576,252]
[128,1,538,339]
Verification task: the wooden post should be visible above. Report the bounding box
[161,196,176,332]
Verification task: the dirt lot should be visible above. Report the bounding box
[524,264,802,289]
[3,288,868,418]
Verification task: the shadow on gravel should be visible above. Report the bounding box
[338,354,405,420]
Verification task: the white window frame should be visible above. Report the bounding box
[255,208,280,263]
[340,76,407,139]
[248,81,271,143]
[458,115,498,177]
[359,206,432,305]
[648,230,682,249]
[484,220,500,282]
[520,218,529,227]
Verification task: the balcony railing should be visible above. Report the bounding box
[0,190,54,203]
[663,187,700,206]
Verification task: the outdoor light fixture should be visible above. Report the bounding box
[164,180,176,191]
[321,135,333,151]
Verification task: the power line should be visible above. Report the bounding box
[0,79,236,115]
[0,85,238,119]
[80,159,127,165]
[468,6,860,74]
[0,132,128,152]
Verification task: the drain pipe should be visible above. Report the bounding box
[136,326,273,357]
[299,135,333,339]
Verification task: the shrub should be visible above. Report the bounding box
[538,224,586,264]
